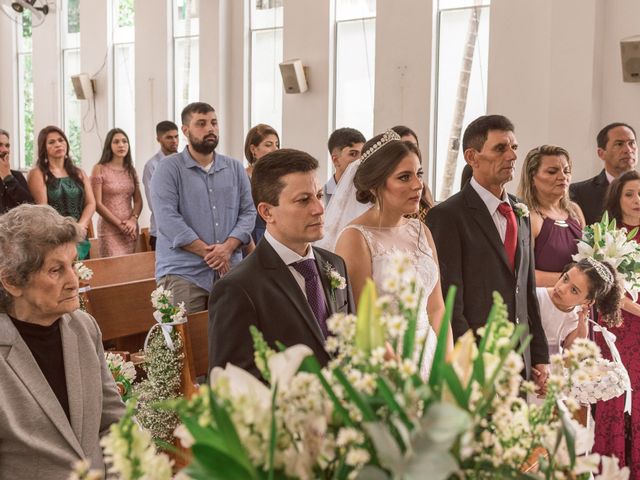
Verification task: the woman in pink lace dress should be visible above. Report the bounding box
[91,128,142,257]
[594,170,640,478]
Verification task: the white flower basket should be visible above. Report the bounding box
[565,321,632,410]
[567,358,630,405]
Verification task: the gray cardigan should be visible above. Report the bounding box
[0,310,125,479]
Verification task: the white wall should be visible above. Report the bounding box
[487,0,640,191]
[374,0,435,170]
[134,0,171,227]
[281,0,333,182]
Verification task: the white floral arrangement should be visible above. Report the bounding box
[104,352,136,400]
[74,262,93,281]
[573,212,640,301]
[82,254,631,480]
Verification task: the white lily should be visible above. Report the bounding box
[268,344,314,390]
[210,363,271,409]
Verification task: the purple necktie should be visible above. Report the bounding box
[290,259,329,339]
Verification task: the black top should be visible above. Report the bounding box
[0,170,33,214]
[10,316,70,421]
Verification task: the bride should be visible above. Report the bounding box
[333,130,452,376]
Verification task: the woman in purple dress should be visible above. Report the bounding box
[518,145,586,287]
[594,170,640,477]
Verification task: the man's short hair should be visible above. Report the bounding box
[156,120,178,136]
[0,129,9,138]
[597,122,636,150]
[251,149,318,207]
[181,102,215,126]
[328,128,366,154]
[462,115,515,151]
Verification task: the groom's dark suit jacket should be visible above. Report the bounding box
[208,239,355,377]
[426,183,549,374]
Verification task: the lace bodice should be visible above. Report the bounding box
[341,218,438,377]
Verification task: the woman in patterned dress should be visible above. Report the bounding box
[594,170,640,477]
[91,128,142,257]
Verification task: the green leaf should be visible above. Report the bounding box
[208,389,256,476]
[429,286,456,392]
[557,400,577,467]
[268,386,278,480]
[188,444,257,480]
[375,377,413,430]
[333,367,377,422]
[441,363,468,407]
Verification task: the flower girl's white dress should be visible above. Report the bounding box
[340,218,439,378]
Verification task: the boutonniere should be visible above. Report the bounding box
[513,202,530,218]
[324,261,346,301]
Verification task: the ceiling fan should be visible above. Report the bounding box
[0,0,50,26]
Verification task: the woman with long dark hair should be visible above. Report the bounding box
[334,130,453,378]
[27,125,95,259]
[593,170,640,476]
[91,128,142,257]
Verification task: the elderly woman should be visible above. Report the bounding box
[0,204,124,479]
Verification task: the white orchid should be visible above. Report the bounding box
[595,455,631,480]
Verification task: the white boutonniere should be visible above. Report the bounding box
[513,202,530,218]
[324,262,346,301]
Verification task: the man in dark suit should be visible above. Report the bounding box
[208,149,355,377]
[426,115,548,389]
[570,122,637,226]
[0,129,32,214]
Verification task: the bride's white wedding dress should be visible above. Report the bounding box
[340,218,438,378]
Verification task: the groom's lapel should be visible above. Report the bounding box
[258,241,326,346]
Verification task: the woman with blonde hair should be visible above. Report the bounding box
[517,145,585,287]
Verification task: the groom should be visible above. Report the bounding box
[426,115,549,387]
[208,149,355,377]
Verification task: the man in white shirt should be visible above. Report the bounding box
[426,114,549,391]
[142,121,179,249]
[208,148,355,378]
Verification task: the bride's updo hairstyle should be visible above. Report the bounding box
[354,131,421,209]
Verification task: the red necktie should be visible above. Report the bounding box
[497,202,518,271]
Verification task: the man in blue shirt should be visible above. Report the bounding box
[151,102,256,312]
[142,120,179,250]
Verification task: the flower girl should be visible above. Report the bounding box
[537,257,622,356]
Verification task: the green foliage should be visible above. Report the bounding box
[23,54,34,167]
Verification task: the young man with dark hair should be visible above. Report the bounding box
[427,114,549,393]
[208,148,355,378]
[324,127,366,206]
[570,122,637,225]
[142,121,180,249]
[0,129,33,214]
[151,103,256,312]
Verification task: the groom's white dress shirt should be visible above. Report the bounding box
[264,231,315,300]
[470,177,511,243]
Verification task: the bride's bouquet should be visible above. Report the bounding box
[572,212,640,300]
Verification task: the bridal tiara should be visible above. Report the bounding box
[360,129,402,164]
[585,257,614,286]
